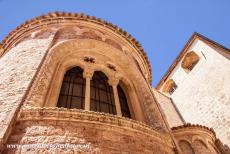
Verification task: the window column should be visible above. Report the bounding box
[83,69,94,110]
[109,79,122,116]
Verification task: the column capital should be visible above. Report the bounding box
[108,78,120,87]
[83,68,94,79]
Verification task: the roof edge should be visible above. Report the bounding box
[172,123,216,137]
[156,32,230,89]
[0,11,152,84]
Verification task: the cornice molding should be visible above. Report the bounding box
[172,123,216,138]
[0,12,152,84]
[18,106,172,146]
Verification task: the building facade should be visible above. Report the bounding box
[157,33,230,148]
[0,12,229,153]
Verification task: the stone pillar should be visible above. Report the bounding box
[109,79,122,116]
[83,69,94,111]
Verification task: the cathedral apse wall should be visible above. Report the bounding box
[0,12,177,153]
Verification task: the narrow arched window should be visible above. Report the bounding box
[162,79,177,95]
[182,51,200,72]
[118,85,131,118]
[90,71,116,114]
[179,140,195,154]
[57,67,85,109]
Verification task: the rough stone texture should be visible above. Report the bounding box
[3,107,174,154]
[160,39,230,146]
[0,37,53,144]
[152,89,184,127]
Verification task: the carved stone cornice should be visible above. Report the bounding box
[18,106,172,146]
[0,12,152,84]
[171,123,216,137]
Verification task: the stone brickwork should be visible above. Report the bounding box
[0,37,53,146]
[3,107,174,153]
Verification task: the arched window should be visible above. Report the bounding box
[182,51,200,72]
[57,67,85,109]
[90,71,116,115]
[179,140,195,154]
[162,79,177,95]
[193,139,210,154]
[118,85,131,118]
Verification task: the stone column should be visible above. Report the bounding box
[109,79,122,116]
[83,69,94,111]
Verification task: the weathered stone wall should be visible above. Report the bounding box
[160,39,230,146]
[0,37,53,146]
[0,20,170,151]
[3,107,174,154]
[152,89,183,127]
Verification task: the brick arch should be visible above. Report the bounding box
[24,39,148,122]
[43,59,87,107]
[193,139,211,154]
[179,140,195,154]
[208,141,221,154]
[191,136,208,147]
[22,38,168,130]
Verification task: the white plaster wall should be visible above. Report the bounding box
[161,39,230,146]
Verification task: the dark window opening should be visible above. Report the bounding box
[90,71,116,115]
[57,68,132,118]
[182,51,200,72]
[57,67,85,109]
[163,79,178,95]
[168,83,177,95]
[118,85,131,118]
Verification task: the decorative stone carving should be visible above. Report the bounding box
[172,123,221,154]
[106,63,116,71]
[108,78,120,87]
[83,56,96,63]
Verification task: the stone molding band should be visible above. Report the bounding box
[18,106,172,146]
[172,123,216,137]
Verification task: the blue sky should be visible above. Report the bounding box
[0,0,229,86]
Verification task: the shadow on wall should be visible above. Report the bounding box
[215,139,230,154]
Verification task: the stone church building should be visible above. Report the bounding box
[0,12,229,153]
